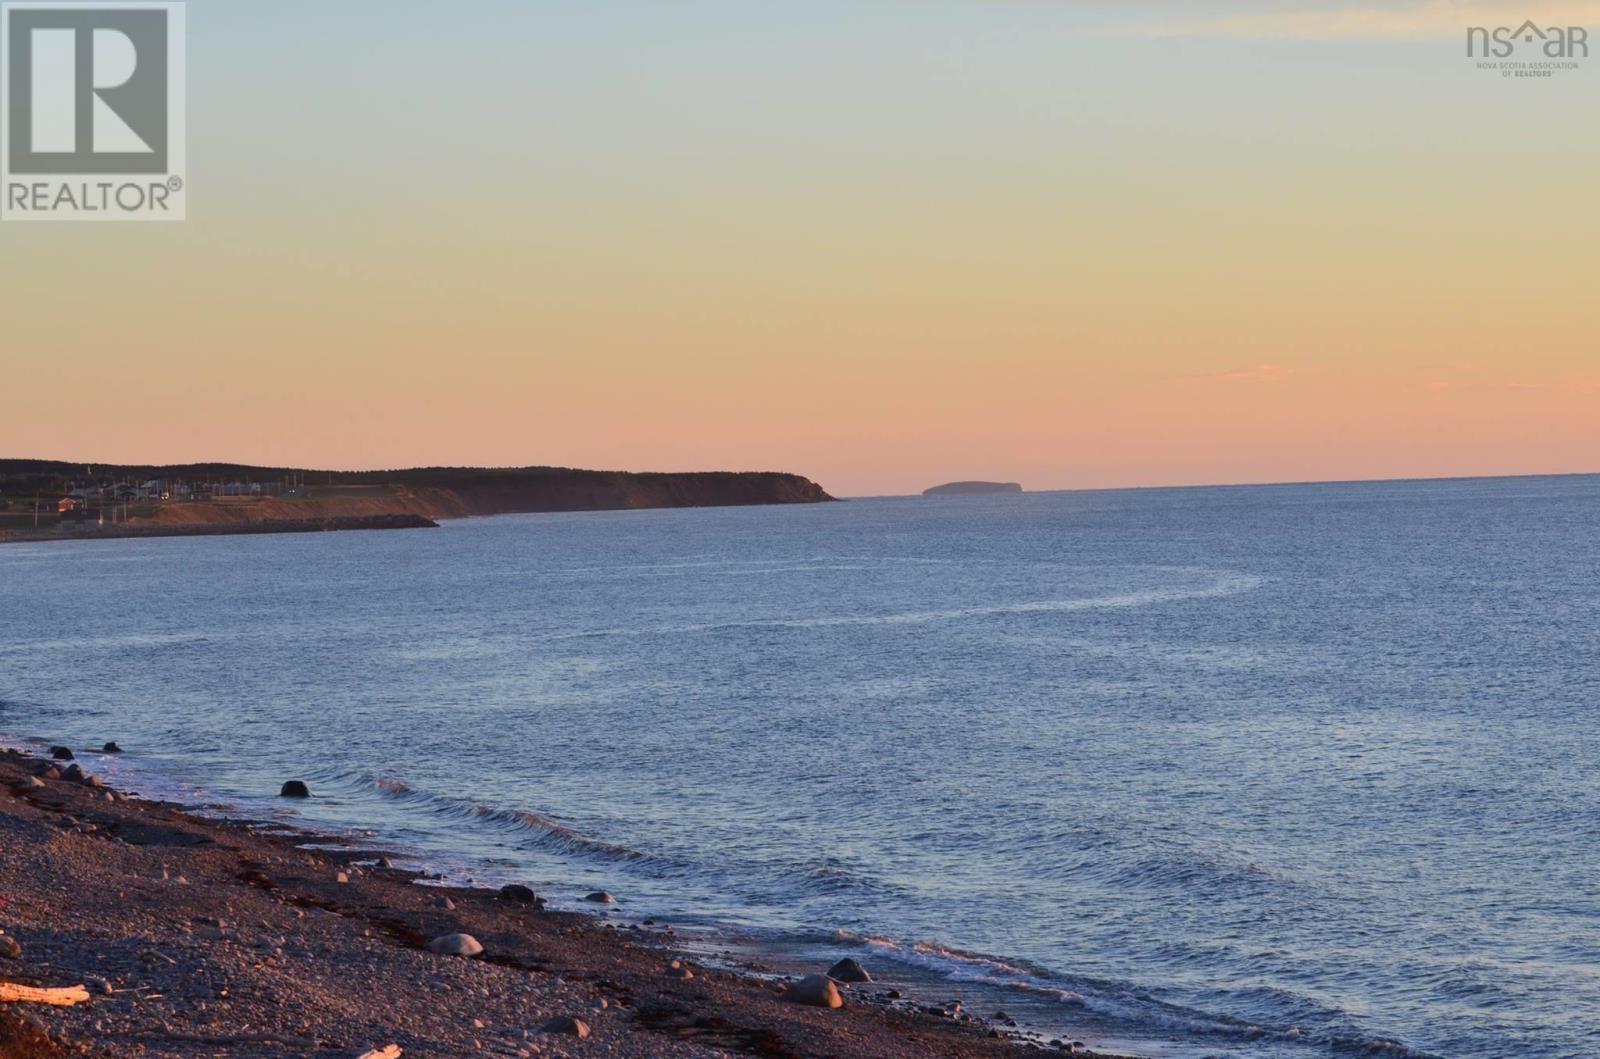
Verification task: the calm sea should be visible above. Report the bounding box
[3,475,1597,1058]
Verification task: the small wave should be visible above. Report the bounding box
[1325,1037,1439,1058]
[838,933,1443,1057]
[1087,846,1292,897]
[270,768,905,904]
[336,771,664,868]
[794,860,906,898]
[847,933,1269,1037]
[0,631,214,656]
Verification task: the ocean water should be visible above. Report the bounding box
[3,475,1598,1058]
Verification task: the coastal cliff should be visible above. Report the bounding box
[0,462,835,542]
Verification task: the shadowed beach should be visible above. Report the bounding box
[0,746,1128,1058]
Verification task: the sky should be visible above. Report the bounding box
[2,0,1596,496]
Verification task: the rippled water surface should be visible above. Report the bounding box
[3,476,1598,1058]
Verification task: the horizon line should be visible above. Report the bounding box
[844,468,1600,500]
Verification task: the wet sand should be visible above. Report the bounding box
[0,747,1129,1058]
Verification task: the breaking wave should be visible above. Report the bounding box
[830,933,1442,1058]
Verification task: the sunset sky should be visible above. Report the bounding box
[3,0,1596,496]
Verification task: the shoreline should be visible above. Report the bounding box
[1,745,1134,1058]
[0,514,439,546]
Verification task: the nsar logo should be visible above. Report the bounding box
[1467,20,1588,58]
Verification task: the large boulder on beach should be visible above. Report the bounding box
[541,1016,590,1039]
[827,957,872,983]
[279,780,310,798]
[62,764,85,782]
[427,933,483,957]
[50,746,74,761]
[786,974,844,1009]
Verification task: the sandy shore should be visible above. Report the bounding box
[0,747,1129,1058]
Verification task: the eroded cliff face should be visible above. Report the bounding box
[400,469,835,516]
[112,468,834,527]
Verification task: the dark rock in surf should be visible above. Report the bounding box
[279,780,310,798]
[499,884,544,907]
[826,957,872,983]
[102,742,123,753]
[584,891,616,904]
[50,746,74,761]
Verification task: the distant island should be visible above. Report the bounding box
[0,460,834,544]
[922,481,1023,496]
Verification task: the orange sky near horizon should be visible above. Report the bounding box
[2,0,1595,497]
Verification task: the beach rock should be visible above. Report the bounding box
[50,746,73,760]
[102,741,123,753]
[0,934,21,960]
[827,957,872,983]
[336,873,350,884]
[427,933,484,957]
[279,780,310,798]
[584,891,617,904]
[786,974,844,1009]
[27,776,43,789]
[541,1016,590,1039]
[431,895,455,910]
[498,884,543,907]
[62,764,85,782]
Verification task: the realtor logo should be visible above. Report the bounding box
[2,1,185,220]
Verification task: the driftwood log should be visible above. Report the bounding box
[0,981,91,1006]
[357,1047,403,1059]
